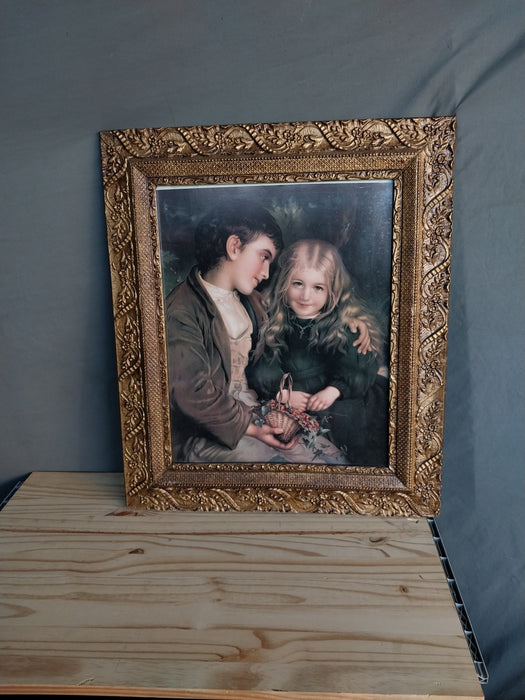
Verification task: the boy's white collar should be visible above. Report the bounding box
[199,271,238,299]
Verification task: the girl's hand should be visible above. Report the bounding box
[287,390,311,411]
[306,386,341,411]
[348,317,371,354]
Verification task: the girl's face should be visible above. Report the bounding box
[286,265,329,319]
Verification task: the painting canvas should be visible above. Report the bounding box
[157,180,392,467]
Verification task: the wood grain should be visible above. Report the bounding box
[0,472,482,698]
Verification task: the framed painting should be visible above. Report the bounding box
[100,116,456,515]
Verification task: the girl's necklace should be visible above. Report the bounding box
[290,316,315,339]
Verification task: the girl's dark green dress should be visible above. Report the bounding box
[247,315,389,467]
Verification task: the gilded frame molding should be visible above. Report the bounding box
[100,116,456,515]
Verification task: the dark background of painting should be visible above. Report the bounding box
[1,1,523,697]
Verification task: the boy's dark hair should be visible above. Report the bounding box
[194,201,284,274]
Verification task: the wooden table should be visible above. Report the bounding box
[0,471,483,699]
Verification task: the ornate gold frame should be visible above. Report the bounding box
[100,116,456,515]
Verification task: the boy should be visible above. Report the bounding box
[165,201,347,464]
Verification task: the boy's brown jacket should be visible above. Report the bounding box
[165,266,268,459]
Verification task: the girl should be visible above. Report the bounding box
[248,239,389,467]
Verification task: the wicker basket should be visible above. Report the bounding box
[264,373,301,443]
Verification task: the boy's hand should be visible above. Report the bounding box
[306,386,340,411]
[348,317,371,354]
[246,422,299,449]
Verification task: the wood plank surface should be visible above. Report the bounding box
[0,472,482,698]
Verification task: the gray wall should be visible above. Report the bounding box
[1,1,524,697]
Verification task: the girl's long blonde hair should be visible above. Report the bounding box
[264,239,384,360]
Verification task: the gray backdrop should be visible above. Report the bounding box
[1,1,523,697]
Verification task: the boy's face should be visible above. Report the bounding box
[230,234,277,295]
